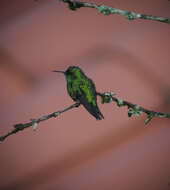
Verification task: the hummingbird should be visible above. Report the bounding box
[53,66,104,120]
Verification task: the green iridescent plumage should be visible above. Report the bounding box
[53,66,104,120]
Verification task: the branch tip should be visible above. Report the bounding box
[60,0,170,24]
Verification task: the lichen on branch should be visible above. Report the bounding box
[0,92,170,142]
[60,0,170,24]
[0,102,80,142]
[97,92,170,123]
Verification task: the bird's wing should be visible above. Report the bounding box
[78,80,104,120]
[79,79,97,106]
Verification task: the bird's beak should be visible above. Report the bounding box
[52,70,65,75]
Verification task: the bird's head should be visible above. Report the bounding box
[52,66,84,79]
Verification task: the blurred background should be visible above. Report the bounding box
[0,0,170,189]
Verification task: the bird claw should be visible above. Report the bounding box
[75,101,81,107]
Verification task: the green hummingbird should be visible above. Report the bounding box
[53,66,104,120]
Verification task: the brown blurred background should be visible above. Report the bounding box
[0,0,170,189]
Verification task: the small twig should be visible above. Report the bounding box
[97,92,170,125]
[60,0,170,24]
[1,91,170,142]
[0,102,80,142]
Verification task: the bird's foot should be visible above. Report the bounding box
[75,101,81,107]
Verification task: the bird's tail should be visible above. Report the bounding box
[80,96,104,120]
[89,105,104,120]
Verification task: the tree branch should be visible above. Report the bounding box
[0,102,80,142]
[60,0,170,24]
[1,91,170,142]
[97,92,170,125]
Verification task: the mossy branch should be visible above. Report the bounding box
[97,92,170,124]
[0,92,170,142]
[0,102,80,142]
[60,0,170,24]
